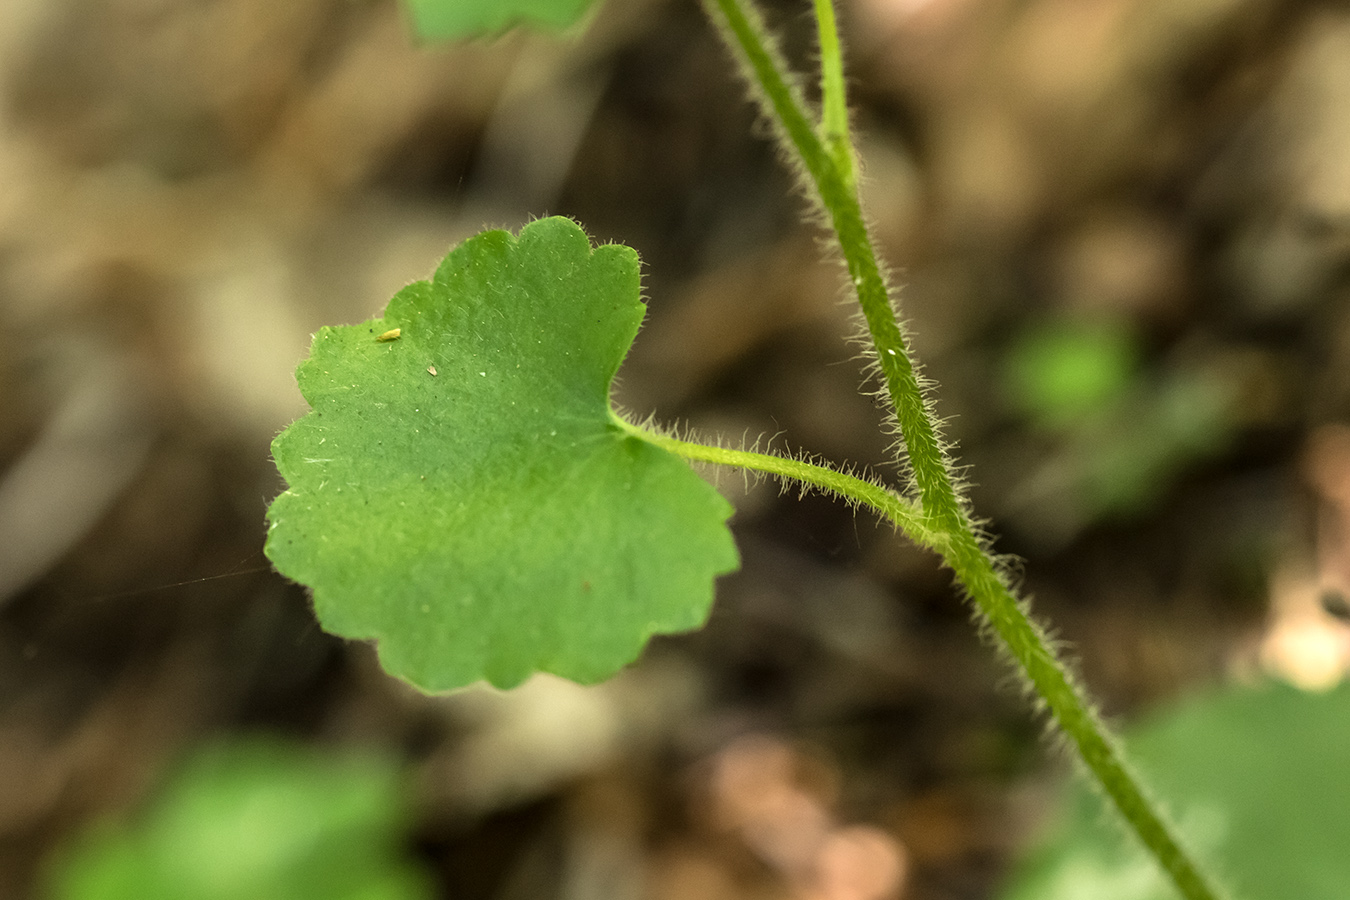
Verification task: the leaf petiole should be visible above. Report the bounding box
[614,413,935,547]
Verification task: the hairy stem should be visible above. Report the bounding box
[702,0,958,531]
[698,1,1229,898]
[613,414,933,545]
[812,0,853,185]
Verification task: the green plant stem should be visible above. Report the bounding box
[613,415,933,545]
[698,1,1228,898]
[703,0,957,533]
[812,0,853,185]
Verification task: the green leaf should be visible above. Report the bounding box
[402,0,598,40]
[1000,682,1350,900]
[47,740,431,900]
[266,217,738,692]
[1004,319,1139,429]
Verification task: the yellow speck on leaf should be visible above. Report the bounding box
[376,328,401,342]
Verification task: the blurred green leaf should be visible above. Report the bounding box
[1004,320,1140,429]
[46,740,431,900]
[1075,369,1235,517]
[1002,321,1239,531]
[1001,682,1350,900]
[402,0,598,40]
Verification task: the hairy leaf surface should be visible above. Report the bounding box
[403,0,597,39]
[267,218,738,691]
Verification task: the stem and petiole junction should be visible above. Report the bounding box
[653,2,1234,898]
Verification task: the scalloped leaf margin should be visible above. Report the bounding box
[266,217,738,692]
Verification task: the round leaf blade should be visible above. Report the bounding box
[266,217,738,692]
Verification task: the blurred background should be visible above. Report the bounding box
[1,0,1349,897]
